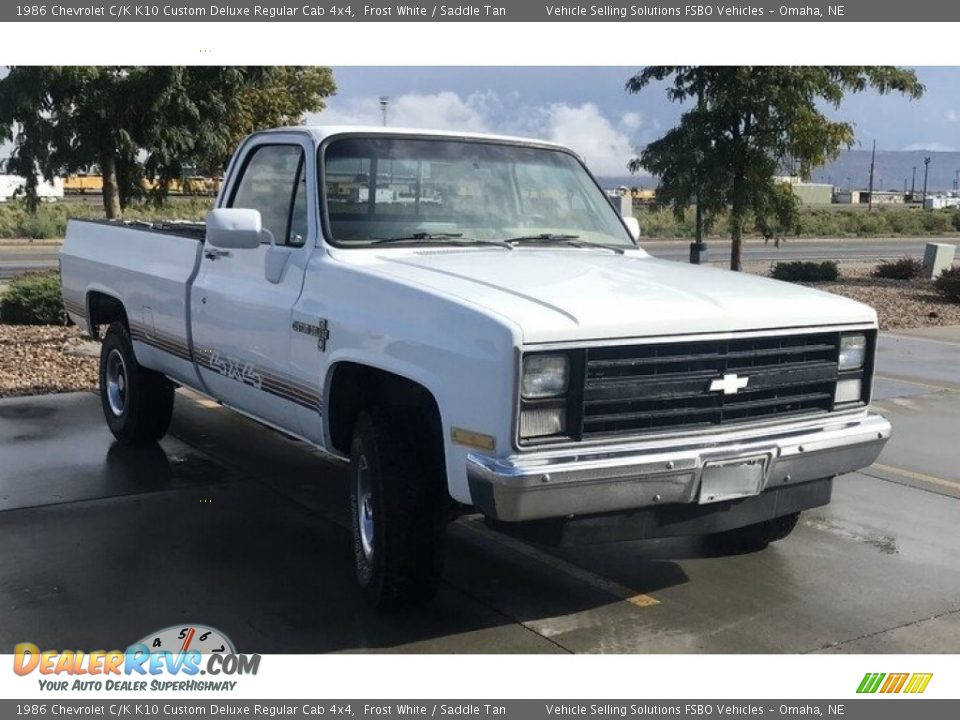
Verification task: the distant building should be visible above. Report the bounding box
[924,195,960,210]
[833,190,862,204]
[833,189,906,205]
[863,190,906,205]
[775,176,833,205]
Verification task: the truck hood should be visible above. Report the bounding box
[354,248,876,343]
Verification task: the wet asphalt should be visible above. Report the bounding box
[0,329,959,654]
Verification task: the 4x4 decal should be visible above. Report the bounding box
[208,350,263,390]
[194,346,322,413]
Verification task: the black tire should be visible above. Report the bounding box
[349,406,447,610]
[707,511,802,554]
[99,322,175,446]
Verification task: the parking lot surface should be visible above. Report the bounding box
[1,329,959,654]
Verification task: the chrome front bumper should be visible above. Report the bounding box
[467,412,891,522]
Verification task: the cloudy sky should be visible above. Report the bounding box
[312,67,960,178]
[2,66,958,179]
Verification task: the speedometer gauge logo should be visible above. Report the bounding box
[136,624,236,654]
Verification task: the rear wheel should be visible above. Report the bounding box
[99,322,174,445]
[707,511,802,553]
[349,407,447,610]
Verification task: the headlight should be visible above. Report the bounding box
[839,333,866,370]
[521,355,569,398]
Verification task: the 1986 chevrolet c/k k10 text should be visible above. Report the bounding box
[60,127,891,609]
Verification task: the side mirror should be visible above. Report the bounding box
[206,208,263,250]
[622,215,641,241]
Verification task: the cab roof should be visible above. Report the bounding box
[253,125,575,154]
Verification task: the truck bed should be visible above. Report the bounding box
[60,218,207,388]
[72,217,208,241]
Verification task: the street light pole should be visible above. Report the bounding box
[378,96,389,126]
[922,156,931,207]
[867,140,876,211]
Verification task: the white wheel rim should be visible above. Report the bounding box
[356,454,375,562]
[105,349,128,417]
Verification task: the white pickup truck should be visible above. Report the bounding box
[60,126,891,609]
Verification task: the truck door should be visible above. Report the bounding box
[190,139,313,431]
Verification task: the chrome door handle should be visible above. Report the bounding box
[204,248,231,260]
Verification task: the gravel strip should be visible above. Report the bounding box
[800,276,960,330]
[0,325,99,398]
[744,262,960,331]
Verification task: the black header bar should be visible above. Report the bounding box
[1,1,955,23]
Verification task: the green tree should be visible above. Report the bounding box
[626,67,923,270]
[0,66,336,219]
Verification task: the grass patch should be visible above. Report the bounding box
[873,257,926,280]
[0,270,66,325]
[771,261,840,283]
[0,197,213,239]
[934,266,960,304]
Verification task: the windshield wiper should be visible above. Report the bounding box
[503,233,625,254]
[372,233,512,249]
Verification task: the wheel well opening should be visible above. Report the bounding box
[86,292,127,339]
[327,363,443,459]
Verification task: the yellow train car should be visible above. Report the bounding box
[64,174,221,197]
[63,174,103,194]
[143,176,221,196]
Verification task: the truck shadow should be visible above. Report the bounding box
[0,391,705,654]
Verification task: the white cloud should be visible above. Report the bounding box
[948,110,960,123]
[311,92,640,177]
[541,103,639,176]
[619,112,643,130]
[902,142,957,152]
[310,91,491,133]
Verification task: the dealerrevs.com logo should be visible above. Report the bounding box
[857,672,933,694]
[13,625,261,692]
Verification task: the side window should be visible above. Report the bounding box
[229,145,307,247]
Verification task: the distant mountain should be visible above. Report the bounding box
[600,149,960,194]
[807,150,959,193]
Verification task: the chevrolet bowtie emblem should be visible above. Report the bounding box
[709,373,750,395]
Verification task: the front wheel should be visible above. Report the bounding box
[349,407,447,610]
[99,322,174,446]
[707,511,802,554]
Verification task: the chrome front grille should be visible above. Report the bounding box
[580,332,842,438]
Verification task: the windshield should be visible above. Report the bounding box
[322,136,635,248]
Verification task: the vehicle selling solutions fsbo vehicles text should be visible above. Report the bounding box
[543,5,819,17]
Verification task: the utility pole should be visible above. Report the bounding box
[955,169,959,194]
[867,140,876,211]
[911,166,917,200]
[922,156,931,207]
[378,96,389,126]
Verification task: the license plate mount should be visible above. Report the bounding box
[698,455,769,504]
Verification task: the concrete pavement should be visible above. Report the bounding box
[0,330,959,653]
